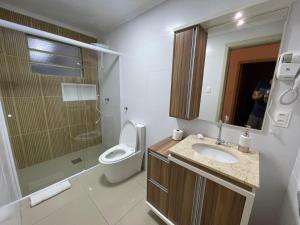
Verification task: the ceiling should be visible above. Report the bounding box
[0,0,166,37]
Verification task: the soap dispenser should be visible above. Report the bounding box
[238,126,251,153]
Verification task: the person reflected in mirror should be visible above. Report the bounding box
[247,79,272,129]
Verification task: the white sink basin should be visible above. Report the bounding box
[192,144,238,164]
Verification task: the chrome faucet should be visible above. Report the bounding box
[216,116,229,145]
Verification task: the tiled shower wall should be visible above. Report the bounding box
[0,8,101,169]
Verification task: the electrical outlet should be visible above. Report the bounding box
[274,110,292,128]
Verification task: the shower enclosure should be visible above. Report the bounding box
[0,21,121,197]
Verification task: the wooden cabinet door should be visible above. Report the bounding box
[168,162,197,225]
[200,179,246,225]
[169,25,207,120]
[147,151,169,189]
[147,180,168,216]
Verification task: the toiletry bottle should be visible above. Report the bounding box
[238,126,251,153]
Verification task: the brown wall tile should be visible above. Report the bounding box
[85,101,98,124]
[1,98,20,136]
[0,28,4,53]
[31,19,59,35]
[86,122,102,147]
[22,131,51,166]
[44,97,68,129]
[67,101,87,125]
[70,124,88,152]
[58,28,80,41]
[78,34,97,43]
[15,97,47,134]
[5,10,31,27]
[82,49,98,68]
[83,66,98,84]
[49,127,72,158]
[10,135,27,169]
[7,56,42,97]
[2,29,28,58]
[40,76,63,97]
[0,53,13,97]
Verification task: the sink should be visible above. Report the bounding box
[192,144,238,164]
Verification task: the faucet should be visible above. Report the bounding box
[216,116,229,145]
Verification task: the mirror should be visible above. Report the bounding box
[198,1,290,130]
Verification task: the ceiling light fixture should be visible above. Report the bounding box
[237,20,245,26]
[234,12,243,20]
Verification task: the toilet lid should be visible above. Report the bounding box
[119,120,137,149]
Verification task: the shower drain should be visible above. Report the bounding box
[71,157,83,164]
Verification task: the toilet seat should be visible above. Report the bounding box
[99,144,135,164]
[119,120,138,151]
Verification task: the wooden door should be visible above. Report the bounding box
[168,162,197,225]
[222,42,280,123]
[169,25,207,120]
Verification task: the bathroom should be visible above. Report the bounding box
[0,0,299,224]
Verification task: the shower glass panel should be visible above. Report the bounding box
[0,28,120,197]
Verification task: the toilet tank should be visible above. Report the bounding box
[136,123,146,153]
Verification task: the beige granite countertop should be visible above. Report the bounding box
[168,135,259,189]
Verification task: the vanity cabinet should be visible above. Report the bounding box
[146,137,180,217]
[169,25,207,120]
[146,137,257,225]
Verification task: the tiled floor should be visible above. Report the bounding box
[1,164,165,225]
[18,144,110,196]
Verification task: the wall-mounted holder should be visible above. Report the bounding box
[124,107,128,113]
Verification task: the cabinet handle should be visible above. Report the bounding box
[148,151,169,163]
[148,178,168,193]
[186,26,197,118]
[191,175,206,225]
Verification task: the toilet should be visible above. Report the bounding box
[99,120,146,183]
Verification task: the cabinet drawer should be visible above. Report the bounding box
[148,151,169,189]
[147,179,168,216]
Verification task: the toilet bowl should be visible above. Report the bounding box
[99,120,146,183]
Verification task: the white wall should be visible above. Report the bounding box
[200,19,284,122]
[279,1,300,224]
[280,148,300,225]
[104,0,300,224]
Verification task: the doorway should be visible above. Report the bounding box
[233,61,276,127]
[221,42,280,128]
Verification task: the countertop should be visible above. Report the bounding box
[169,135,259,189]
[148,137,181,158]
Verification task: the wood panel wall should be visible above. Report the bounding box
[0,8,101,169]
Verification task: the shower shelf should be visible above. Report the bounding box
[61,83,97,102]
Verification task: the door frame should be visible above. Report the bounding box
[221,42,280,124]
[215,35,282,123]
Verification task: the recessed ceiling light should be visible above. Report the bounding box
[234,12,243,20]
[237,20,245,26]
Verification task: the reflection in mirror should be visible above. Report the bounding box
[198,1,290,130]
